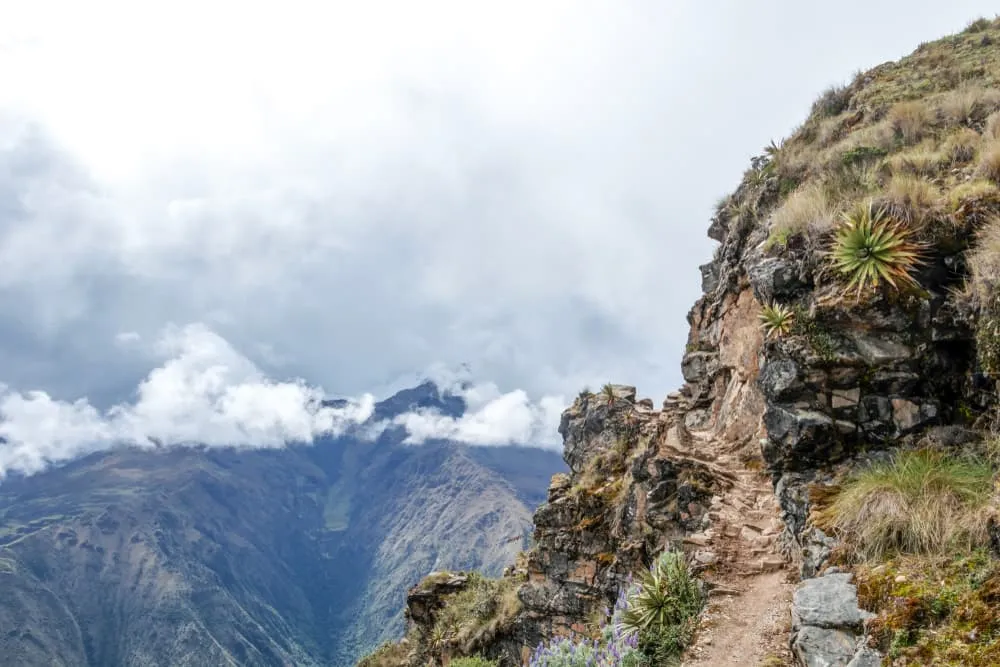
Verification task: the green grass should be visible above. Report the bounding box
[449,657,499,667]
[857,552,1000,665]
[814,449,994,561]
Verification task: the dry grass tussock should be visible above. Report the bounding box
[888,144,942,176]
[986,111,1000,141]
[814,449,995,562]
[427,573,522,655]
[967,214,1000,304]
[940,127,981,164]
[888,100,935,145]
[976,140,1000,183]
[767,182,835,246]
[935,85,1000,127]
[880,174,940,226]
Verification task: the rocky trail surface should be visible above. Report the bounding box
[673,425,795,666]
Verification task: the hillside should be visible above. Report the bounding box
[0,382,564,667]
[361,17,1000,667]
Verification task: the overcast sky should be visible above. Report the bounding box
[0,1,996,474]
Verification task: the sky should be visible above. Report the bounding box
[0,0,997,475]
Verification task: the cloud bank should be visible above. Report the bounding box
[0,325,564,479]
[1,0,997,470]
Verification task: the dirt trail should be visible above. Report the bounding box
[665,424,796,666]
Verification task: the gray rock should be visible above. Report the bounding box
[681,351,718,384]
[759,356,804,401]
[847,646,883,667]
[749,257,806,303]
[792,573,871,631]
[792,626,858,667]
[763,406,848,470]
[849,334,913,365]
[700,261,720,294]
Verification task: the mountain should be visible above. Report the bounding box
[364,17,1000,667]
[0,381,565,667]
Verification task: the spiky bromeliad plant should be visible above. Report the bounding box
[758,302,796,339]
[829,201,925,299]
[619,551,704,661]
[600,383,616,406]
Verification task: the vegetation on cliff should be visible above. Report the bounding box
[361,16,1000,667]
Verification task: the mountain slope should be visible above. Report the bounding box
[0,383,564,667]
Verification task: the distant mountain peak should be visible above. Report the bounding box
[372,380,466,421]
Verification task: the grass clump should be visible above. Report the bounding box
[977,141,1000,183]
[888,100,935,145]
[814,449,995,561]
[767,181,835,246]
[426,573,522,657]
[358,639,412,667]
[881,174,940,226]
[450,657,499,667]
[758,302,796,339]
[968,215,1000,375]
[829,201,926,299]
[941,127,981,164]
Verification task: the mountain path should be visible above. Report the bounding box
[664,424,796,666]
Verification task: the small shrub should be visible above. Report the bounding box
[829,201,926,298]
[814,449,994,561]
[976,140,1000,183]
[758,303,796,339]
[811,84,852,118]
[965,17,993,33]
[767,182,835,245]
[600,384,616,406]
[888,100,934,144]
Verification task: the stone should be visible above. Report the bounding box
[792,626,858,667]
[700,261,720,294]
[891,399,922,432]
[758,356,803,401]
[849,334,913,365]
[762,406,846,470]
[748,257,806,303]
[831,388,860,410]
[847,647,883,667]
[792,573,871,631]
[681,351,719,383]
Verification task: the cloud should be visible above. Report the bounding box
[0,325,376,478]
[0,0,998,423]
[0,324,566,478]
[389,382,566,449]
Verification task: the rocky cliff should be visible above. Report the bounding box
[367,17,1000,667]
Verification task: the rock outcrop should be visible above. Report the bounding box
[381,19,1000,667]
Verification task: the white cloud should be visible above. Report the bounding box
[0,325,376,478]
[0,324,566,479]
[389,382,566,449]
[0,0,998,421]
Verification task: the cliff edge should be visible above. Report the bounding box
[362,16,1000,667]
